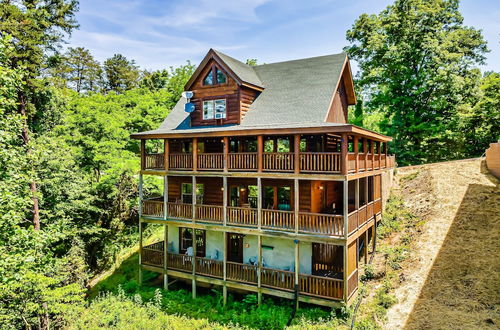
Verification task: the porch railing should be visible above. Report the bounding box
[169,153,193,170]
[226,262,257,284]
[348,211,358,234]
[374,199,382,214]
[263,153,294,172]
[298,212,344,236]
[145,153,164,169]
[228,152,258,171]
[197,153,224,170]
[227,207,258,227]
[167,253,192,272]
[347,269,359,298]
[195,204,223,224]
[347,153,356,173]
[299,274,343,300]
[141,242,164,267]
[142,199,164,218]
[262,209,295,231]
[195,257,223,278]
[167,202,192,219]
[300,152,341,173]
[261,267,295,291]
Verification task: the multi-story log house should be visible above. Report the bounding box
[131,49,395,307]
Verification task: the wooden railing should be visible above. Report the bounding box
[366,154,373,170]
[263,153,294,172]
[167,202,192,219]
[300,152,341,173]
[145,153,164,169]
[141,242,164,267]
[299,274,343,300]
[195,257,223,278]
[226,262,257,284]
[142,199,164,217]
[197,153,224,170]
[169,153,193,170]
[298,212,344,236]
[195,204,223,223]
[227,207,258,227]
[358,205,367,225]
[347,153,356,173]
[359,153,367,172]
[262,209,295,231]
[367,202,374,220]
[228,152,258,171]
[374,199,382,214]
[347,211,358,234]
[167,253,192,272]
[347,269,359,298]
[261,267,295,291]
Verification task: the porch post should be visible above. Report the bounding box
[370,140,375,171]
[354,136,359,173]
[343,243,348,301]
[223,176,227,226]
[257,135,263,173]
[294,178,299,234]
[294,134,300,174]
[364,228,368,264]
[257,234,262,306]
[294,240,300,311]
[138,173,143,217]
[193,137,198,171]
[192,176,196,223]
[384,143,388,168]
[223,136,229,172]
[362,138,368,171]
[138,219,143,286]
[355,179,359,228]
[192,227,197,299]
[341,133,348,175]
[257,177,262,230]
[164,139,169,170]
[223,232,227,306]
[141,139,146,170]
[164,175,168,219]
[163,224,168,290]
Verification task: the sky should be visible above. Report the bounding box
[68,0,500,74]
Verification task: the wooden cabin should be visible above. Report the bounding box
[131,49,395,308]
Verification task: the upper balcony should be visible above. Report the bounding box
[140,133,396,176]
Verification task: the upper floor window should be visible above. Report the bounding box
[203,65,227,86]
[203,99,226,120]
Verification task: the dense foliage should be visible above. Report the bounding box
[345,0,498,165]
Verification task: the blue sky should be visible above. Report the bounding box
[68,0,500,74]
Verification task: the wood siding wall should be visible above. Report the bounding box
[325,77,349,124]
[240,87,259,121]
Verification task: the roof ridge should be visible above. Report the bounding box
[254,52,347,67]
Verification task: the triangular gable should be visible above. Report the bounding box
[324,55,356,123]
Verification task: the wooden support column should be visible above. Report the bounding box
[294,134,300,174]
[257,235,262,306]
[294,240,300,311]
[163,224,168,290]
[192,227,197,299]
[365,177,369,207]
[343,180,348,239]
[138,219,143,285]
[257,135,263,173]
[257,177,262,229]
[164,175,168,219]
[138,173,143,217]
[384,143,388,168]
[223,176,228,226]
[223,136,229,173]
[192,176,196,223]
[273,187,278,210]
[364,229,368,264]
[192,137,198,171]
[164,139,169,170]
[354,136,359,173]
[294,178,299,234]
[355,179,359,228]
[140,139,146,170]
[362,138,368,171]
[341,133,348,175]
[223,232,227,306]
[370,140,375,171]
[343,243,348,301]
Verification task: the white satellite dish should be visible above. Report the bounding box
[182,91,194,99]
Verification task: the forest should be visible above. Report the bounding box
[0,0,498,329]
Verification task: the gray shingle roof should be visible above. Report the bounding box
[136,50,349,136]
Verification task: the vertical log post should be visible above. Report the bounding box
[384,142,388,168]
[257,235,262,306]
[341,133,348,175]
[164,175,168,219]
[343,180,348,239]
[140,139,146,170]
[164,139,169,170]
[354,136,359,173]
[343,242,348,301]
[139,219,143,285]
[223,231,227,306]
[294,134,300,174]
[362,138,368,171]
[192,176,196,223]
[192,227,197,299]
[223,136,229,172]
[223,176,227,226]
[364,229,368,264]
[294,240,300,311]
[193,137,198,171]
[257,135,263,173]
[163,224,168,290]
[355,179,359,227]
[257,177,262,230]
[370,140,375,171]
[294,178,299,234]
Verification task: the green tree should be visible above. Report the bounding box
[245,58,258,66]
[345,0,488,165]
[103,54,140,93]
[58,47,103,92]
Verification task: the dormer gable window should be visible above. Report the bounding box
[202,65,227,86]
[203,99,226,120]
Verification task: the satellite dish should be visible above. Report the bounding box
[185,102,195,113]
[182,91,194,99]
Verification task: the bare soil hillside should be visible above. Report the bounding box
[385,158,500,329]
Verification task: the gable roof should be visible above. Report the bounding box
[134,50,362,137]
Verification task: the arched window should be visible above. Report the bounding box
[202,65,227,86]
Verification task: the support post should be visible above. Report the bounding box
[294,240,300,311]
[355,179,359,228]
[257,235,262,306]
[223,136,229,172]
[223,176,227,226]
[343,243,348,302]
[138,219,143,285]
[164,224,168,290]
[257,177,262,229]
[341,133,348,175]
[294,178,299,234]
[164,175,168,219]
[362,138,368,171]
[294,134,300,174]
[364,229,368,264]
[140,139,146,170]
[257,135,263,173]
[343,180,348,239]
[384,143,388,168]
[192,227,197,299]
[192,176,196,223]
[138,173,143,217]
[164,139,169,170]
[223,232,227,306]
[370,140,375,171]
[354,136,359,173]
[193,137,198,171]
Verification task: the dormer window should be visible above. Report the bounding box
[202,65,227,86]
[203,99,226,120]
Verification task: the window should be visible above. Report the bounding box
[179,228,206,257]
[216,68,226,84]
[203,66,227,86]
[203,99,226,120]
[181,183,204,204]
[203,70,213,85]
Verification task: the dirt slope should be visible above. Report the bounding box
[384,158,500,329]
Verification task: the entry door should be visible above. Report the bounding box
[227,233,244,263]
